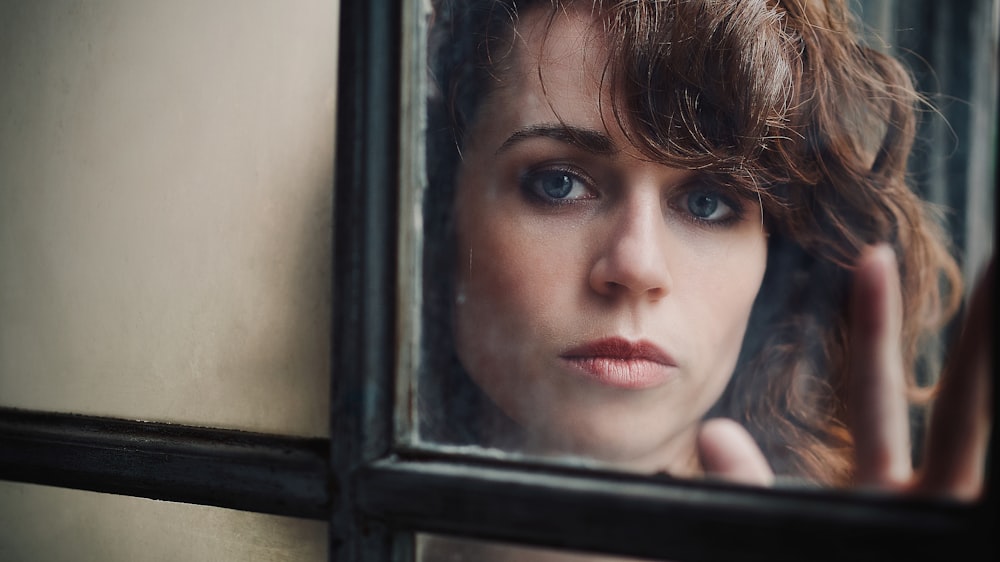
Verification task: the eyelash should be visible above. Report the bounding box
[519,166,747,227]
[671,186,747,228]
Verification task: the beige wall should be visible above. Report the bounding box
[0,0,337,559]
[0,481,327,562]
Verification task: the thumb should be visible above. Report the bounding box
[698,418,774,486]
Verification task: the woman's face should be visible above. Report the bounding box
[452,6,768,474]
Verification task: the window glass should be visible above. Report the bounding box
[0,0,337,437]
[417,534,651,562]
[0,481,326,562]
[409,0,996,497]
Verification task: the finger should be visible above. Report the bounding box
[916,257,994,501]
[847,244,913,489]
[698,418,774,486]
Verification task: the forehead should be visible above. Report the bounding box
[471,6,615,140]
[514,4,606,65]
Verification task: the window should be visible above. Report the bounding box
[2,1,996,561]
[335,0,997,560]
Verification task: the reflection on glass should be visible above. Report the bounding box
[418,534,652,562]
[418,0,993,495]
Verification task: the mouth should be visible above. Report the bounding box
[559,337,677,390]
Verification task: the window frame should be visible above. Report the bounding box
[331,0,997,560]
[0,407,329,520]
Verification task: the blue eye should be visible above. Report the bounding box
[522,168,594,203]
[540,173,573,198]
[685,190,734,221]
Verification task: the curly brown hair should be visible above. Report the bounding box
[422,0,963,487]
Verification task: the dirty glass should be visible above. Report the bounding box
[417,534,653,562]
[402,0,996,505]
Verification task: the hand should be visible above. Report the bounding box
[697,244,994,499]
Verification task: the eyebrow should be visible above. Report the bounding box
[496,124,617,155]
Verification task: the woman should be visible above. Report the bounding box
[421,0,992,501]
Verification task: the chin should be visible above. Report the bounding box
[518,412,694,474]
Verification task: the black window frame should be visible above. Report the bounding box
[2,0,996,560]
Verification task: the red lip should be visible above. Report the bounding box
[560,338,677,389]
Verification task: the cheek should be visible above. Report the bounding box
[685,238,768,373]
[453,212,556,413]
[452,196,573,367]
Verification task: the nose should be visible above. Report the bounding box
[589,196,673,300]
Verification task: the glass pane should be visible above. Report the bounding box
[408,0,996,495]
[0,0,337,436]
[0,481,326,562]
[417,534,653,562]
